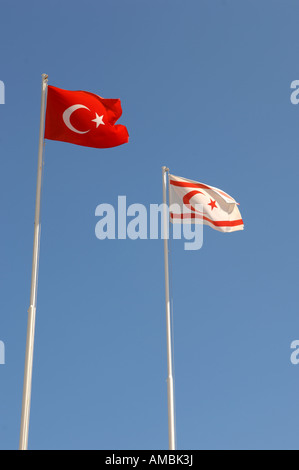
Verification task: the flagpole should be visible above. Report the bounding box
[19,73,48,451]
[162,166,176,450]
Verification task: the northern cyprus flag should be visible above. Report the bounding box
[169,174,244,233]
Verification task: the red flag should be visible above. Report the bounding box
[44,85,129,149]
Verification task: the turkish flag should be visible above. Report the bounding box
[44,85,129,149]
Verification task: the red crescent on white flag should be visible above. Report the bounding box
[183,190,205,215]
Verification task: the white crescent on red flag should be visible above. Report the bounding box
[169,174,244,233]
[44,85,129,149]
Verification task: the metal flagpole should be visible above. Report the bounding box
[162,166,176,450]
[19,73,48,451]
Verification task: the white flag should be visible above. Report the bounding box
[169,174,244,233]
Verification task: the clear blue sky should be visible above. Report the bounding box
[1,0,299,450]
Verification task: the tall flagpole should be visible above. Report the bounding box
[19,73,48,451]
[162,166,176,450]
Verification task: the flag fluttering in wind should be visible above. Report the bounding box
[19,75,130,452]
[169,173,244,232]
[161,167,245,451]
[44,85,129,148]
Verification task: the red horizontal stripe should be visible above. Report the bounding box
[170,212,244,228]
[170,180,212,190]
[169,179,235,202]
